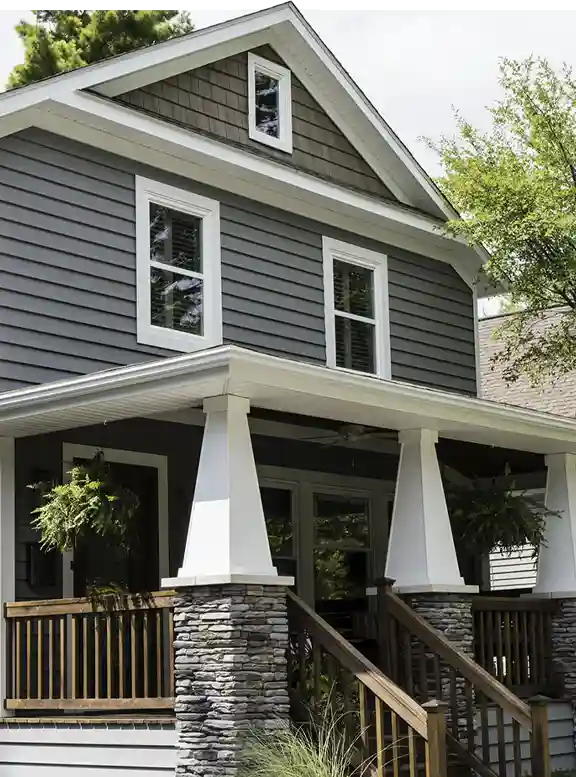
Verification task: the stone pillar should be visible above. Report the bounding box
[174,583,290,776]
[550,599,576,702]
[163,395,293,776]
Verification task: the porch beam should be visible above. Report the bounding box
[0,438,15,716]
[534,453,576,596]
[385,429,477,593]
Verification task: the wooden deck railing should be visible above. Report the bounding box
[472,596,557,696]
[377,584,552,777]
[287,591,448,777]
[5,592,174,711]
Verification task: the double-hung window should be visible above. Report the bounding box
[248,53,293,153]
[323,237,390,378]
[135,177,222,352]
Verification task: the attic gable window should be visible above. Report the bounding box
[248,52,293,154]
[135,177,222,352]
[323,237,391,379]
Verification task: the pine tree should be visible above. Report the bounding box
[8,10,193,89]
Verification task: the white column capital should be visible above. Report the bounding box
[398,429,439,446]
[202,395,250,415]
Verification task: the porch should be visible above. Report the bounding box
[2,346,576,775]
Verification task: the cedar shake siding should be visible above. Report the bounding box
[0,129,476,396]
[115,45,394,201]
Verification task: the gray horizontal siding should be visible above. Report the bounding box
[0,128,475,396]
[116,44,393,201]
[0,722,176,775]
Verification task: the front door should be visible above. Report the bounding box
[72,460,160,596]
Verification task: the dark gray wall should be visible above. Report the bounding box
[14,418,398,601]
[116,45,394,202]
[0,128,476,396]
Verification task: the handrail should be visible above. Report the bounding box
[472,596,557,613]
[384,588,532,731]
[5,591,174,617]
[287,590,428,738]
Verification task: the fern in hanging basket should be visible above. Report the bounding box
[29,452,140,554]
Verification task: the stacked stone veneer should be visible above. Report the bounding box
[173,584,290,776]
[551,598,576,702]
[404,593,474,743]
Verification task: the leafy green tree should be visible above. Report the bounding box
[430,57,576,384]
[8,10,193,89]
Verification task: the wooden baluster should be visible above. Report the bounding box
[530,613,539,686]
[375,697,385,777]
[106,614,112,699]
[359,683,368,771]
[156,610,162,697]
[496,611,504,683]
[402,628,414,696]
[15,620,21,700]
[418,641,428,702]
[82,617,88,699]
[71,616,77,699]
[94,614,100,699]
[530,695,551,777]
[478,692,490,766]
[477,610,486,669]
[521,610,529,687]
[433,654,441,703]
[131,611,137,698]
[143,611,149,699]
[512,719,522,777]
[407,727,417,777]
[449,667,458,738]
[391,710,400,777]
[513,612,521,689]
[119,612,125,698]
[496,705,507,777]
[538,613,547,689]
[47,617,53,700]
[312,642,321,706]
[465,680,474,752]
[504,612,512,688]
[25,618,31,699]
[423,700,448,777]
[36,617,42,699]
[390,617,399,683]
[485,610,495,677]
[59,615,65,699]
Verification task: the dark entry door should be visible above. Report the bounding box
[73,461,159,596]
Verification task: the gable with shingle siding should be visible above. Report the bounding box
[115,45,394,201]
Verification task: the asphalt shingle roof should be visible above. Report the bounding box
[479,309,576,418]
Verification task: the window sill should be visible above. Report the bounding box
[326,363,391,381]
[137,324,222,353]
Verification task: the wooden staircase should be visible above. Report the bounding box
[287,589,552,777]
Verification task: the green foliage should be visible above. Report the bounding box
[444,473,554,558]
[8,10,193,88]
[239,706,373,777]
[429,57,576,384]
[29,452,140,553]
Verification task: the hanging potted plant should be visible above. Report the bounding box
[443,468,557,587]
[29,451,140,555]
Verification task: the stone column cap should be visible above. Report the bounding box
[393,583,479,594]
[162,573,295,589]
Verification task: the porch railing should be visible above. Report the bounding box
[472,596,557,697]
[288,590,448,777]
[5,591,174,712]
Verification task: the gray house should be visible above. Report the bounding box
[1,6,576,776]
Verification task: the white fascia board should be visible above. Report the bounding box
[40,92,480,285]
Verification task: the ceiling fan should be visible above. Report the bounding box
[299,423,397,446]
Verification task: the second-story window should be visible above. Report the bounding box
[248,53,293,154]
[323,237,391,378]
[135,177,222,352]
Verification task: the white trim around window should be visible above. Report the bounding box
[135,177,223,352]
[248,52,293,154]
[322,237,391,379]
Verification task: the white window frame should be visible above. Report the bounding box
[322,236,391,379]
[248,52,293,154]
[135,176,222,352]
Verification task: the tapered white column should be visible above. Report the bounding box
[0,438,15,715]
[534,453,576,596]
[163,395,292,587]
[385,429,476,593]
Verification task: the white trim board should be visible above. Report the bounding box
[61,444,169,598]
[0,438,15,717]
[247,52,293,153]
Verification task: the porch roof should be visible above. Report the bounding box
[0,345,575,455]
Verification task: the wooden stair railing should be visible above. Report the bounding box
[377,584,552,777]
[287,591,448,777]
